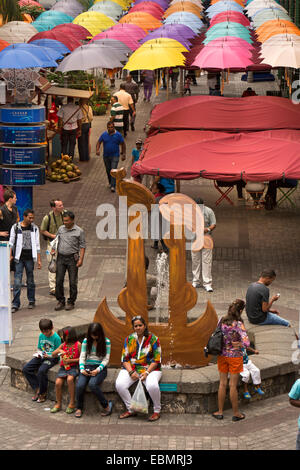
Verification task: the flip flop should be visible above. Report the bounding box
[50,406,61,413]
[66,407,76,414]
[37,394,47,403]
[212,413,223,420]
[75,409,82,418]
[232,413,246,422]
[32,392,39,401]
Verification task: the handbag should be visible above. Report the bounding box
[48,254,57,273]
[204,319,223,357]
[130,379,148,414]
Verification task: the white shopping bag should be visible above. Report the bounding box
[130,379,148,414]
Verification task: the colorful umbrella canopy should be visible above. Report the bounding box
[91,38,132,54]
[119,12,162,31]
[91,31,140,50]
[0,22,38,43]
[139,29,192,49]
[130,2,164,14]
[73,12,116,37]
[207,1,244,12]
[129,4,164,19]
[211,0,245,5]
[124,37,187,70]
[89,1,123,19]
[94,0,130,10]
[108,22,147,38]
[258,26,300,43]
[155,23,197,38]
[260,41,300,68]
[28,29,82,50]
[164,3,203,19]
[0,39,9,52]
[164,12,204,33]
[134,0,169,8]
[170,0,203,6]
[56,43,124,72]
[4,42,63,61]
[210,11,250,27]
[204,23,253,44]
[262,33,300,45]
[30,38,71,54]
[52,23,91,40]
[246,1,287,16]
[50,0,84,18]
[19,0,44,7]
[256,19,298,33]
[251,6,287,18]
[34,11,74,31]
[192,44,253,69]
[0,43,58,68]
[252,12,291,28]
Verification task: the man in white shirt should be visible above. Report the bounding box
[113,84,136,137]
[57,97,82,159]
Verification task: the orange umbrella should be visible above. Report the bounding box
[119,12,162,31]
[164,3,203,19]
[211,0,245,5]
[256,19,300,35]
[258,26,300,43]
[0,39,9,51]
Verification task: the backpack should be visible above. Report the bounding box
[42,212,63,241]
[204,319,223,357]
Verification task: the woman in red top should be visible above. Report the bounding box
[49,326,81,414]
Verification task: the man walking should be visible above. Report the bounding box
[191,198,216,292]
[113,84,135,137]
[246,269,290,326]
[9,209,41,313]
[40,198,65,296]
[123,74,139,131]
[54,211,85,312]
[57,96,82,159]
[110,96,124,135]
[96,122,126,192]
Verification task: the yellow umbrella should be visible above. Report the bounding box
[94,0,130,10]
[73,12,116,37]
[124,38,187,71]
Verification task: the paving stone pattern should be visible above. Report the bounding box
[1,73,300,451]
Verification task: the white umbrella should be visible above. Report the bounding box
[0,22,38,43]
[51,0,84,18]
[56,44,125,72]
[262,33,300,46]
[91,38,131,55]
[260,41,300,68]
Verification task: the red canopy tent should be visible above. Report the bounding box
[131,130,300,181]
[148,96,300,134]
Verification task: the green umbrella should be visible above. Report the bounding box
[204,29,253,45]
[252,11,291,29]
[88,1,123,20]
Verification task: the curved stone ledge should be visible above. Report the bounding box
[7,318,300,414]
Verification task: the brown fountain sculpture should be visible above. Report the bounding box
[94,168,218,367]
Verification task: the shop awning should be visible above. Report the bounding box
[148,95,300,134]
[131,129,300,181]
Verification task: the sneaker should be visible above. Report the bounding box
[11,306,19,313]
[255,387,265,395]
[54,302,65,311]
[110,187,115,193]
[204,285,213,292]
[28,302,35,309]
[243,392,251,399]
[192,282,201,288]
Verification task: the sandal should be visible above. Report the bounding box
[243,392,251,399]
[37,393,47,403]
[101,400,113,417]
[32,391,39,401]
[50,405,61,413]
[65,407,76,414]
[119,410,136,419]
[75,409,82,418]
[212,413,223,420]
[232,413,246,422]
[148,412,160,422]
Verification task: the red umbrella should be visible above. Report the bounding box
[210,12,250,28]
[129,3,164,19]
[28,30,81,51]
[51,23,91,40]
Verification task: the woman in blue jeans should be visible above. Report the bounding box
[75,322,112,418]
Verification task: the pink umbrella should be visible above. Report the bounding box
[18,0,44,7]
[210,11,250,28]
[107,23,147,40]
[90,31,141,51]
[192,42,254,69]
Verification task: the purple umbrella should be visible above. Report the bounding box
[156,23,197,39]
[134,0,169,10]
[139,30,192,49]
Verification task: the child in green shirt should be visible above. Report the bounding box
[22,318,61,403]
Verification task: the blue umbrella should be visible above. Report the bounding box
[164,12,204,34]
[207,3,244,19]
[0,44,58,69]
[30,39,71,55]
[4,43,63,62]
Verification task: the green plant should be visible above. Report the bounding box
[92,103,107,116]
[20,4,45,20]
[0,0,22,23]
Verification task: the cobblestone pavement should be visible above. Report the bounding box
[1,73,300,451]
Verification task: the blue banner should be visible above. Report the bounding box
[0,166,45,186]
[0,145,46,165]
[0,125,46,144]
[0,105,45,124]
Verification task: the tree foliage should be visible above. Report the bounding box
[0,0,22,24]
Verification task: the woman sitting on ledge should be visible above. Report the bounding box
[115,315,162,422]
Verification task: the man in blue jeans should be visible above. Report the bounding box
[96,121,126,192]
[246,269,290,327]
[9,209,41,313]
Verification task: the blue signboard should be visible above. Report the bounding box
[0,125,46,144]
[0,166,45,186]
[159,383,178,392]
[0,145,46,165]
[0,105,45,124]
